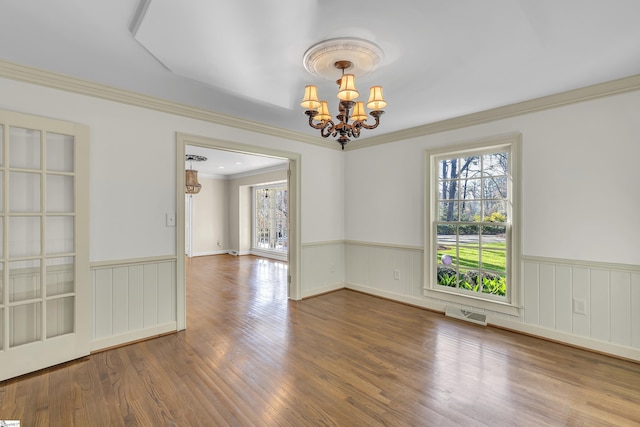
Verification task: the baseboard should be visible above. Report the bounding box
[301,283,345,299]
[488,317,640,362]
[90,322,177,352]
[192,250,228,257]
[250,249,287,262]
[227,250,252,256]
[345,282,447,313]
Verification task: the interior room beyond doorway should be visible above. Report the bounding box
[184,145,289,261]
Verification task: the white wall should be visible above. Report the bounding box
[190,176,228,256]
[0,77,346,262]
[345,90,640,266]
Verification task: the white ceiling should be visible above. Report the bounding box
[1,1,639,163]
[185,145,287,177]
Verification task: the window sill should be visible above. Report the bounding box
[423,288,521,317]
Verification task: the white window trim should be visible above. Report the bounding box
[423,133,522,316]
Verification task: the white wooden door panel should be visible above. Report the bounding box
[0,109,89,381]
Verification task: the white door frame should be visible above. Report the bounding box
[175,133,302,330]
[185,194,193,258]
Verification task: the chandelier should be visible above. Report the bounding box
[185,154,207,194]
[300,38,387,150]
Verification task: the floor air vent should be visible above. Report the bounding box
[445,306,487,326]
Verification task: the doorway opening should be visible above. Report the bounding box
[176,133,301,330]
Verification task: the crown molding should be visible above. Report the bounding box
[0,59,337,149]
[345,73,640,150]
[1,59,638,153]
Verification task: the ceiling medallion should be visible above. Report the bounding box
[303,37,384,80]
[300,38,387,150]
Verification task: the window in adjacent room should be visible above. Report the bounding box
[253,183,288,253]
[424,134,521,314]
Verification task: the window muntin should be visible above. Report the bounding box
[253,184,288,252]
[426,138,520,310]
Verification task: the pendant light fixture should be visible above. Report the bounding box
[185,154,207,194]
[301,38,387,150]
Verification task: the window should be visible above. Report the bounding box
[253,184,288,252]
[424,135,521,314]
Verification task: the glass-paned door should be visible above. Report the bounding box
[253,184,288,252]
[0,110,89,381]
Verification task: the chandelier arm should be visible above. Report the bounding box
[320,120,336,138]
[351,124,361,139]
[310,120,328,130]
[358,120,379,130]
[305,110,329,130]
[359,110,384,130]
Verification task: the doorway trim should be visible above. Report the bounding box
[175,132,302,330]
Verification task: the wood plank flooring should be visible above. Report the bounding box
[1,254,639,426]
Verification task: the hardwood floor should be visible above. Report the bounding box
[1,254,639,426]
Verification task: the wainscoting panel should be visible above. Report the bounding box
[633,274,640,349]
[590,269,610,342]
[523,261,540,325]
[301,242,346,298]
[343,241,640,361]
[519,258,640,359]
[554,266,572,335]
[538,263,555,330]
[611,271,632,347]
[90,257,177,351]
[346,241,423,300]
[571,267,590,337]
